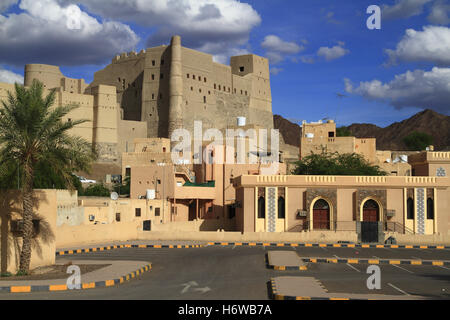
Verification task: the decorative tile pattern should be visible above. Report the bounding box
[416,188,425,235]
[436,167,446,177]
[267,187,276,232]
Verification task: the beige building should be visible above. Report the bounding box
[0,67,148,166]
[88,35,274,142]
[300,119,377,162]
[234,151,450,239]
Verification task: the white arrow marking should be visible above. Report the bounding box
[181,281,198,294]
[194,287,211,294]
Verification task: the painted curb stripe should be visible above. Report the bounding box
[54,242,450,257]
[270,278,364,301]
[300,257,449,266]
[0,264,152,294]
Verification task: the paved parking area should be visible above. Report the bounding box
[0,245,448,300]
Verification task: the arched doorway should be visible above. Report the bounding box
[363,199,380,222]
[313,199,330,230]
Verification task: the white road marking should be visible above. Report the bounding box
[388,283,410,296]
[346,263,361,273]
[232,245,236,250]
[392,264,414,274]
[383,247,396,253]
[438,266,450,271]
[319,246,328,251]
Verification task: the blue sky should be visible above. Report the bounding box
[0,0,449,128]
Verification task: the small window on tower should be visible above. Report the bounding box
[239,66,245,72]
[152,60,155,66]
[152,74,155,80]
[161,59,165,65]
[328,132,335,138]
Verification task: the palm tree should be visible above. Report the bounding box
[0,80,96,273]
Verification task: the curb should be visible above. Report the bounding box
[207,242,449,250]
[301,257,450,266]
[267,264,307,271]
[0,263,152,294]
[56,244,203,256]
[270,278,365,301]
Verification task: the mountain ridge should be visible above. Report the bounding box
[274,109,450,151]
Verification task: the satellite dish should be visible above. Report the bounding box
[110,192,119,200]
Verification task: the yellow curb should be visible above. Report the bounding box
[347,259,359,264]
[327,258,338,263]
[296,296,311,300]
[290,243,298,247]
[105,280,115,287]
[82,282,95,289]
[390,245,399,248]
[333,244,341,248]
[276,243,284,247]
[319,244,327,247]
[432,261,443,266]
[389,260,401,265]
[411,260,422,265]
[49,284,68,291]
[11,286,31,293]
[368,259,379,264]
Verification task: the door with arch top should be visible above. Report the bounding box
[313,199,330,230]
[363,199,380,222]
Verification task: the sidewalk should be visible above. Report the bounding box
[272,277,424,300]
[267,251,308,270]
[57,240,207,252]
[0,259,151,293]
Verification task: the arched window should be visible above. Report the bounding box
[407,198,414,220]
[313,199,329,210]
[427,198,434,219]
[258,197,265,219]
[278,197,285,219]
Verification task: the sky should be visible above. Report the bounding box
[0,0,449,128]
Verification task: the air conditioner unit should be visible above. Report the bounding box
[387,210,395,217]
[296,209,308,218]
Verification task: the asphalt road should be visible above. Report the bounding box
[0,245,449,300]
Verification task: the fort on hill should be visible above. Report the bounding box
[1,35,275,165]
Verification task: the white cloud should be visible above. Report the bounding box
[0,0,139,66]
[0,67,23,84]
[317,43,349,61]
[345,67,450,114]
[382,0,432,20]
[427,0,450,25]
[58,0,261,64]
[261,35,304,65]
[261,35,303,55]
[385,25,450,66]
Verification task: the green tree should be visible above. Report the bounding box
[292,151,387,176]
[114,176,130,197]
[0,80,96,273]
[403,131,433,151]
[336,126,352,137]
[81,183,111,197]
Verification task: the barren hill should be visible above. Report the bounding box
[274,109,450,151]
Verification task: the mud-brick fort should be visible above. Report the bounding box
[0,35,275,167]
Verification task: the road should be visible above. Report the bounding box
[0,245,449,300]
